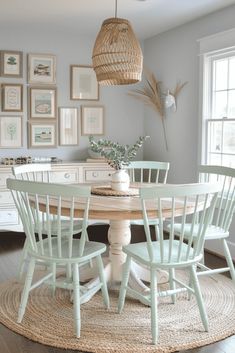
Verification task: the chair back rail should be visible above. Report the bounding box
[199,165,235,232]
[7,178,90,260]
[140,183,219,265]
[12,164,55,226]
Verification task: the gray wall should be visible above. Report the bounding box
[143,5,235,258]
[0,27,144,160]
[143,5,235,183]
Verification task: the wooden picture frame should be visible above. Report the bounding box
[28,53,56,84]
[59,107,79,146]
[1,84,23,112]
[70,65,99,100]
[29,86,57,119]
[28,121,57,148]
[0,50,23,78]
[0,116,22,148]
[81,105,104,135]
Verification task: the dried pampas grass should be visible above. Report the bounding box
[129,68,187,151]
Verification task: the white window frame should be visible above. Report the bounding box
[202,50,235,166]
[198,28,235,167]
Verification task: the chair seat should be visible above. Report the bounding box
[123,240,196,267]
[130,219,159,226]
[28,238,106,263]
[170,223,229,240]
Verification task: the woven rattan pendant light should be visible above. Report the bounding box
[92,0,143,85]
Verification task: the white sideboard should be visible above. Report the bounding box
[0,161,113,232]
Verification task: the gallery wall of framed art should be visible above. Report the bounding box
[0,26,144,161]
[0,47,106,151]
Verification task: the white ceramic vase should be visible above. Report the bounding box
[111,169,130,192]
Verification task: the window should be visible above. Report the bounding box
[202,50,235,167]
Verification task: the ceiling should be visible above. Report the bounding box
[1,0,235,40]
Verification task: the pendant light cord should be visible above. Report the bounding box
[115,0,117,18]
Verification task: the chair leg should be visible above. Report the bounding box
[96,255,110,309]
[17,238,29,281]
[190,265,208,332]
[150,267,158,344]
[188,268,193,301]
[85,230,93,269]
[200,249,205,265]
[51,262,56,296]
[154,224,160,241]
[72,263,81,338]
[118,255,131,313]
[222,239,235,283]
[66,263,72,281]
[17,258,35,323]
[169,268,176,304]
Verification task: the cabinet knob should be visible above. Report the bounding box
[92,172,98,177]
[64,173,70,179]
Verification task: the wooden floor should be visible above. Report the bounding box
[0,229,234,353]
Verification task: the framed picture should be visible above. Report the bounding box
[28,121,57,148]
[29,86,57,119]
[0,50,23,77]
[0,116,22,148]
[70,65,99,100]
[1,84,23,112]
[81,105,104,135]
[59,107,79,146]
[28,53,56,84]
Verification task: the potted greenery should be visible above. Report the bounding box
[89,135,149,191]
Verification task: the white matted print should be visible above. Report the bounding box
[0,116,22,148]
[1,84,23,112]
[29,121,56,148]
[29,87,56,119]
[70,65,99,100]
[81,105,104,135]
[59,108,79,146]
[28,53,56,84]
[0,50,23,77]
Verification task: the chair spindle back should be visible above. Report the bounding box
[7,178,91,260]
[140,183,219,265]
[127,161,170,184]
[199,165,235,232]
[12,163,51,182]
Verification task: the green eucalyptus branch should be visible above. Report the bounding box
[89,135,149,170]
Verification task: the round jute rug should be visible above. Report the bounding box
[0,271,234,353]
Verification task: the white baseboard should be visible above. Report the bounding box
[204,239,235,261]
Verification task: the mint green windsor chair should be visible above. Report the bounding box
[12,163,84,280]
[118,183,219,344]
[7,178,109,338]
[172,165,235,283]
[126,161,170,239]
